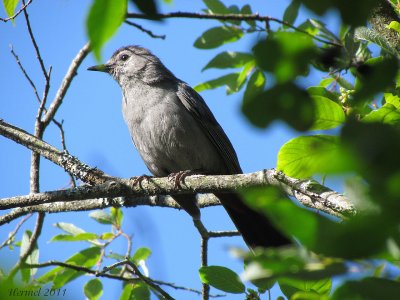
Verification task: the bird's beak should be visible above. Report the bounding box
[87,64,111,73]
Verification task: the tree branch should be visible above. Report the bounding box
[0,170,354,217]
[42,42,91,127]
[124,20,166,39]
[25,260,218,297]
[0,119,355,221]
[0,0,33,22]
[0,119,109,185]
[103,259,174,300]
[126,11,341,46]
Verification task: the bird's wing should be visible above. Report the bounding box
[176,81,242,174]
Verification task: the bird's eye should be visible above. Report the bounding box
[120,54,129,61]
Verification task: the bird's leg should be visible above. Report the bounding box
[168,170,200,189]
[130,174,153,188]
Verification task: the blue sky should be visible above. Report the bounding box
[1,1,340,299]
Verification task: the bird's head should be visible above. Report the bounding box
[88,45,174,85]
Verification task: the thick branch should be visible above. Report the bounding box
[0,119,355,220]
[0,170,354,218]
[0,119,110,185]
[0,195,218,226]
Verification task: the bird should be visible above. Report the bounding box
[88,45,290,248]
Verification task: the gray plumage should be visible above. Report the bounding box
[88,46,290,248]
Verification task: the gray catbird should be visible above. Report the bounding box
[88,45,290,248]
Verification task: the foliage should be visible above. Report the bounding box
[195,0,400,298]
[2,0,400,299]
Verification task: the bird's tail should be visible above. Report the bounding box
[215,192,290,248]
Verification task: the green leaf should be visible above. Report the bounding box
[202,0,240,25]
[318,78,335,88]
[111,207,123,227]
[37,247,101,288]
[130,0,158,19]
[20,230,39,282]
[279,278,331,298]
[242,187,325,251]
[332,277,400,300]
[202,51,254,71]
[25,244,39,277]
[310,96,345,130]
[199,266,245,294]
[242,186,389,259]
[307,86,339,102]
[3,0,19,18]
[86,0,127,60]
[89,210,113,224]
[353,56,399,103]
[20,230,32,259]
[341,121,400,190]
[54,222,86,235]
[362,104,400,126]
[384,93,400,110]
[354,27,398,56]
[194,73,241,94]
[120,282,150,300]
[283,0,301,25]
[308,19,340,43]
[236,61,255,89]
[84,279,103,300]
[50,233,98,242]
[387,21,400,34]
[253,32,316,82]
[203,0,229,14]
[336,76,354,90]
[242,82,315,131]
[300,0,378,26]
[194,26,243,49]
[243,69,266,104]
[241,246,346,284]
[100,232,115,240]
[277,135,354,178]
[132,247,151,263]
[241,4,255,27]
[108,252,126,261]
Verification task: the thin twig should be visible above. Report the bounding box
[124,20,166,39]
[25,260,214,296]
[120,231,133,276]
[9,46,41,103]
[0,214,33,250]
[201,237,210,300]
[51,119,77,187]
[191,219,210,300]
[37,66,52,120]
[42,42,91,127]
[126,12,342,46]
[8,212,45,279]
[0,0,33,22]
[208,230,240,238]
[22,0,48,81]
[102,259,174,300]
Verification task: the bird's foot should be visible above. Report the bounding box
[168,170,197,189]
[130,174,153,188]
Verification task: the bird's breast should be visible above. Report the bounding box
[121,87,224,176]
